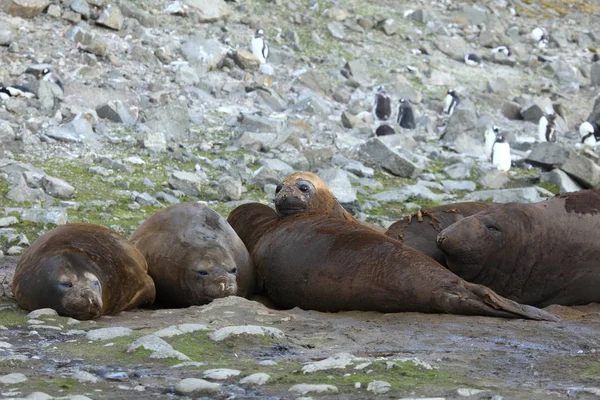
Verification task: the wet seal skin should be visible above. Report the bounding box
[385,202,498,266]
[227,202,558,321]
[274,171,384,232]
[437,188,600,306]
[13,223,155,320]
[130,203,255,307]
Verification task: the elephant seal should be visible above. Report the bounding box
[227,203,557,321]
[12,224,155,320]
[385,202,498,265]
[437,189,600,307]
[130,203,255,307]
[274,171,384,232]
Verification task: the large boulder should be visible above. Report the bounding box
[1,0,49,18]
[356,139,421,179]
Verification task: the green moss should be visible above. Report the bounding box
[0,307,29,327]
[585,361,600,377]
[537,181,560,194]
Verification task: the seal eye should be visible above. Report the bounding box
[92,280,100,288]
[60,282,74,288]
[485,224,501,233]
[298,184,310,193]
[229,268,237,274]
[197,271,209,276]
[275,184,283,194]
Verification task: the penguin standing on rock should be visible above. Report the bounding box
[39,68,64,93]
[580,121,600,147]
[464,53,482,67]
[443,89,460,116]
[531,27,549,48]
[484,125,500,160]
[250,28,269,64]
[491,45,512,57]
[491,135,511,172]
[538,113,558,142]
[397,98,416,129]
[373,85,392,121]
[0,85,36,100]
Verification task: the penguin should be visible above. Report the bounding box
[0,85,36,100]
[464,53,482,66]
[484,125,500,161]
[375,124,395,136]
[373,85,392,121]
[579,121,600,147]
[491,45,512,57]
[39,68,64,92]
[491,135,511,172]
[250,28,269,64]
[538,113,558,142]
[593,53,599,63]
[396,98,416,129]
[443,89,460,116]
[531,27,549,48]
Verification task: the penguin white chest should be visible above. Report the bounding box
[492,142,511,172]
[538,117,548,142]
[250,37,268,63]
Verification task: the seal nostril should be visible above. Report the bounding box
[437,234,447,246]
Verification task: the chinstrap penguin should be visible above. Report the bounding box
[443,89,460,116]
[538,113,558,143]
[250,28,269,64]
[373,85,392,121]
[397,98,416,129]
[484,125,500,161]
[580,121,600,147]
[491,45,512,57]
[0,85,36,100]
[375,124,395,137]
[491,135,511,172]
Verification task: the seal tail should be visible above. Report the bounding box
[444,282,559,321]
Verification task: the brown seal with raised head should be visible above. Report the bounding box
[12,223,155,320]
[130,203,255,307]
[274,171,384,232]
[437,189,600,306]
[227,203,557,321]
[385,202,498,265]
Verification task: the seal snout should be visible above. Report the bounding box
[63,286,103,320]
[436,233,447,247]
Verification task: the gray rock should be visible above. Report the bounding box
[70,0,90,19]
[1,0,49,18]
[120,0,156,27]
[0,121,15,143]
[477,170,510,189]
[0,216,18,227]
[42,176,75,199]
[175,64,200,86]
[46,118,96,144]
[592,63,600,87]
[0,31,12,46]
[168,171,206,197]
[239,373,270,386]
[502,101,523,120]
[37,79,63,111]
[344,59,372,85]
[380,18,397,36]
[561,151,600,188]
[434,35,470,62]
[549,59,577,87]
[291,93,332,117]
[520,103,545,123]
[133,192,162,207]
[153,324,209,338]
[182,37,228,72]
[541,169,583,193]
[209,325,284,341]
[258,159,294,176]
[588,96,600,124]
[21,207,68,225]
[526,143,569,169]
[175,378,221,396]
[203,369,241,380]
[327,21,346,40]
[86,327,133,341]
[411,9,435,24]
[372,182,446,203]
[487,77,510,96]
[237,113,285,135]
[318,168,358,205]
[441,107,479,146]
[7,185,53,204]
[72,371,99,383]
[143,104,190,141]
[142,131,167,152]
[100,157,134,173]
[217,175,242,201]
[27,308,58,318]
[96,4,124,30]
[289,384,338,395]
[297,70,331,96]
[185,0,231,22]
[343,160,374,178]
[7,245,24,255]
[341,112,366,129]
[463,187,548,203]
[0,372,27,384]
[444,163,471,179]
[234,50,260,71]
[441,180,476,192]
[96,101,136,124]
[155,192,180,205]
[128,334,191,360]
[250,167,282,188]
[357,138,422,179]
[257,89,287,112]
[367,380,392,394]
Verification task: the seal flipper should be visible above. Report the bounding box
[451,282,559,321]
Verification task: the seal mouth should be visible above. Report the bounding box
[275,205,307,217]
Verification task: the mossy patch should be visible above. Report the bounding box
[0,307,29,327]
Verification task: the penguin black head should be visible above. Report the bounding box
[376,85,385,93]
[255,29,265,38]
[495,135,507,143]
[492,125,499,133]
[39,68,51,78]
[447,89,456,96]
[399,98,406,104]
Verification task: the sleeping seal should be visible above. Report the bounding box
[12,223,155,320]
[437,189,600,306]
[227,203,557,321]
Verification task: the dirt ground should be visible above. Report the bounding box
[1,259,600,400]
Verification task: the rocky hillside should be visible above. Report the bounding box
[0,0,600,398]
